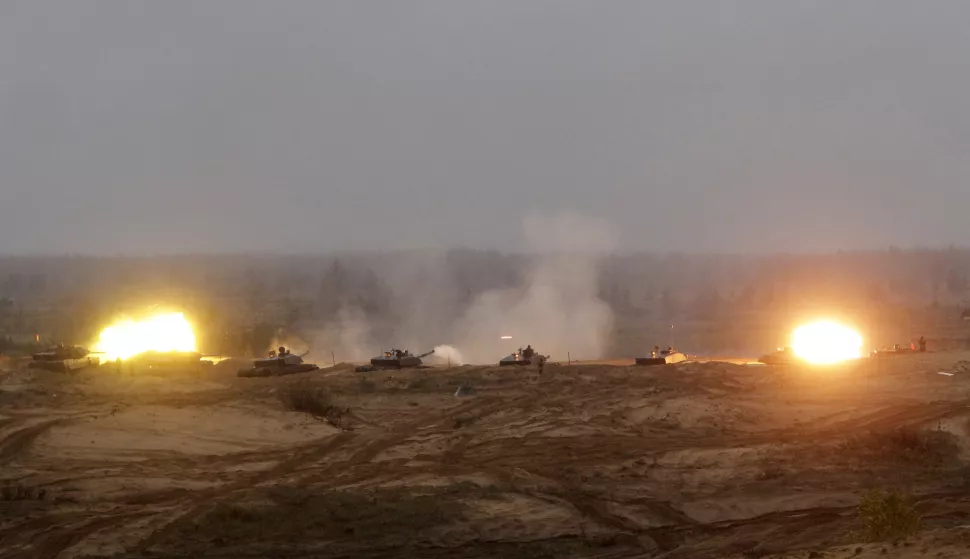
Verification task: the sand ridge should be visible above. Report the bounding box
[0,353,968,558]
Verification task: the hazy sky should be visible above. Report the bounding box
[2,1,969,254]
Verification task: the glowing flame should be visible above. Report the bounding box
[93,312,197,361]
[791,320,862,365]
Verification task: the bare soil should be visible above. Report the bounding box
[1,353,969,558]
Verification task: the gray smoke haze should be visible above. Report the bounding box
[2,2,970,254]
[379,250,459,354]
[286,212,615,364]
[432,344,465,366]
[452,213,615,362]
[298,307,376,365]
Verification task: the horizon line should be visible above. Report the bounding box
[0,245,968,259]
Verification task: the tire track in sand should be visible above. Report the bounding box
[133,430,359,553]
[1,511,154,559]
[134,395,524,553]
[0,419,62,466]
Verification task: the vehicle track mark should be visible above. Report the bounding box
[0,419,63,466]
[133,430,358,552]
[33,512,153,559]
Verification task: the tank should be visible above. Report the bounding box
[499,346,545,366]
[758,346,796,366]
[238,347,319,377]
[869,343,915,358]
[29,345,101,373]
[369,348,435,370]
[635,347,688,366]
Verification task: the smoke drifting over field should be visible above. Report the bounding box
[309,307,376,364]
[277,307,376,366]
[432,344,465,366]
[289,212,615,365]
[452,212,616,363]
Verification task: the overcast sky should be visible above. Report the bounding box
[1,1,969,255]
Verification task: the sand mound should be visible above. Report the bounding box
[32,404,338,461]
[3,354,970,558]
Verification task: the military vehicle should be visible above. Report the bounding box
[758,346,797,366]
[28,344,101,373]
[238,346,319,377]
[368,348,435,370]
[499,346,546,366]
[636,346,688,366]
[869,343,915,358]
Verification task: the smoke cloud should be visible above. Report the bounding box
[432,344,465,366]
[452,212,616,363]
[276,306,376,366]
[280,212,616,366]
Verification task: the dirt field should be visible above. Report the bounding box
[1,353,969,558]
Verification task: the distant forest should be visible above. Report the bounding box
[1,249,969,358]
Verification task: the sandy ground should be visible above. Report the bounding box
[0,353,969,558]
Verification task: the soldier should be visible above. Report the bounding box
[537,354,545,375]
[523,345,535,360]
[918,336,927,352]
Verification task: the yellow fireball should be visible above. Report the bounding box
[791,320,863,365]
[93,312,196,361]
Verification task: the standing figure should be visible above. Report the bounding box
[918,336,927,353]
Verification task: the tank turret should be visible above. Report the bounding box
[368,348,435,369]
[238,347,320,377]
[635,346,688,366]
[29,345,100,373]
[499,345,546,366]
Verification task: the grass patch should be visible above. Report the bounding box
[856,488,921,542]
[205,503,263,527]
[0,481,47,501]
[453,413,477,429]
[755,461,785,481]
[358,376,377,393]
[191,487,465,548]
[837,426,959,468]
[406,376,432,390]
[443,538,598,559]
[278,380,345,426]
[437,480,506,500]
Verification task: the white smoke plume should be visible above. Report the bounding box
[276,306,377,366]
[378,249,461,353]
[452,212,616,363]
[278,212,615,366]
[432,344,465,366]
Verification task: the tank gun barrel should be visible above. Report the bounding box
[417,349,435,359]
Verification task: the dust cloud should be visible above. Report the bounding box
[432,344,465,366]
[276,307,377,366]
[452,212,616,363]
[271,212,615,365]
